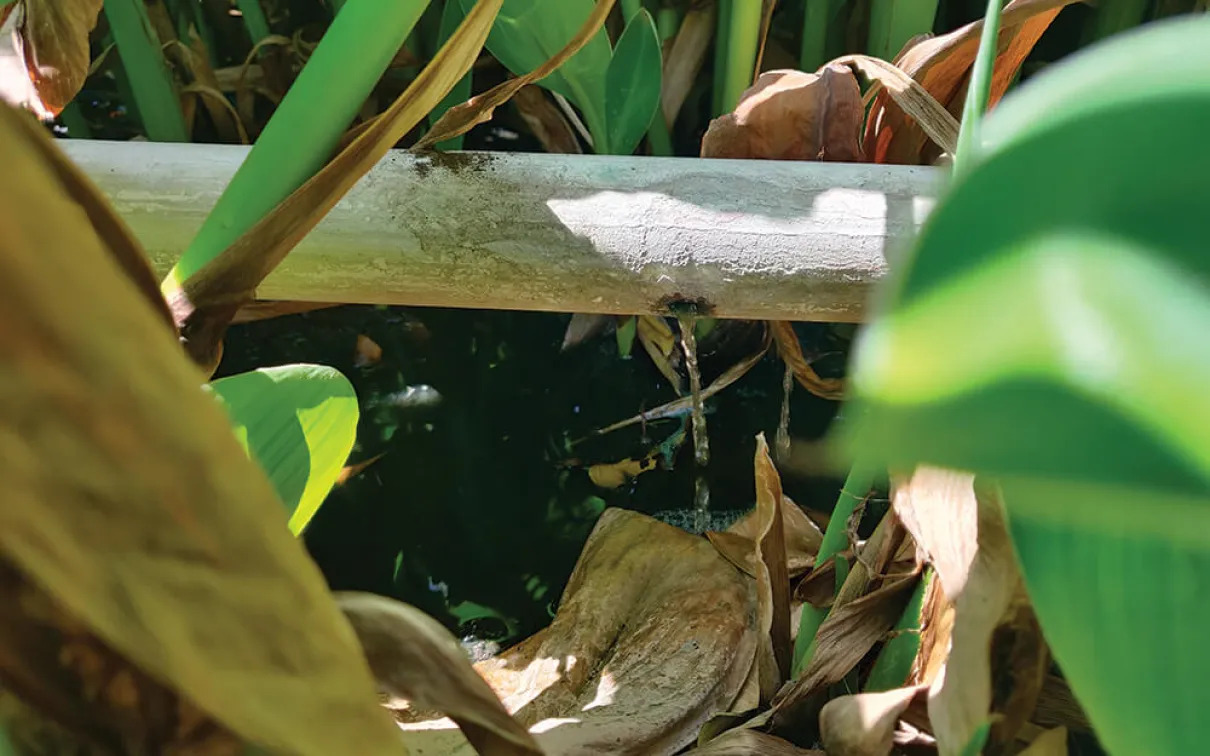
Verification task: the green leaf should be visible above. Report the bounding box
[210,365,359,535]
[616,315,637,357]
[461,0,611,146]
[603,8,662,155]
[842,15,1210,756]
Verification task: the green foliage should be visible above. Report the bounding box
[867,0,940,63]
[842,14,1210,755]
[102,0,189,142]
[210,365,360,536]
[463,0,661,154]
[429,0,474,150]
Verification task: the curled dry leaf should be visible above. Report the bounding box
[701,65,864,161]
[387,509,759,756]
[832,55,959,156]
[513,84,582,154]
[0,102,403,753]
[587,451,660,489]
[751,434,793,700]
[337,592,543,756]
[727,494,824,577]
[171,0,505,376]
[770,321,845,400]
[819,685,927,756]
[8,0,104,116]
[891,468,1022,756]
[414,0,617,150]
[691,728,825,755]
[355,333,384,368]
[638,315,684,395]
[862,0,1083,164]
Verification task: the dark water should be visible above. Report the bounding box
[216,308,850,646]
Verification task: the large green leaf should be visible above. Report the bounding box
[209,365,359,535]
[461,0,611,145]
[603,8,662,155]
[843,15,1210,755]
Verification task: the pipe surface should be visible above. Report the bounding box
[63,141,942,322]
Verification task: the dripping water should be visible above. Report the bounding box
[676,307,710,533]
[776,360,794,462]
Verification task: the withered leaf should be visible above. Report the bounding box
[354,333,384,368]
[725,493,823,578]
[771,321,845,400]
[15,0,104,115]
[337,592,543,756]
[891,468,1021,756]
[661,4,714,127]
[862,0,1083,164]
[0,101,403,754]
[752,434,792,699]
[1018,726,1068,756]
[819,685,927,756]
[638,315,683,395]
[700,65,863,162]
[391,509,759,756]
[587,452,660,489]
[513,84,582,154]
[560,313,613,351]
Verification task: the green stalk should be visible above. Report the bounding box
[59,101,93,138]
[164,0,218,66]
[718,0,762,113]
[1091,0,1151,42]
[656,6,683,41]
[800,0,830,72]
[867,0,939,63]
[864,567,930,691]
[712,0,733,115]
[236,0,272,43]
[646,5,680,157]
[791,460,879,677]
[621,0,643,21]
[951,0,1003,181]
[428,0,473,151]
[104,0,190,142]
[164,0,432,288]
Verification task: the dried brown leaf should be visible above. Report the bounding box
[638,314,684,394]
[753,434,792,699]
[336,452,387,486]
[414,0,617,150]
[716,495,823,579]
[986,600,1049,754]
[169,0,504,376]
[180,27,249,144]
[1018,726,1068,756]
[513,84,582,154]
[691,728,824,755]
[891,468,1020,756]
[0,101,403,753]
[587,451,660,489]
[14,0,104,115]
[862,0,1082,164]
[819,685,927,756]
[560,313,613,351]
[661,5,714,126]
[354,333,384,368]
[833,55,960,157]
[390,509,758,755]
[1033,674,1090,733]
[337,592,543,756]
[700,65,863,161]
[771,321,845,400]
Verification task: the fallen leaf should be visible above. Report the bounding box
[861,0,1083,164]
[179,27,249,144]
[388,509,759,755]
[751,434,792,700]
[1033,674,1090,733]
[891,468,1021,756]
[169,0,506,376]
[414,0,617,150]
[0,101,403,753]
[661,5,714,127]
[986,600,1049,754]
[700,65,863,161]
[12,0,104,116]
[337,592,543,755]
[560,313,613,351]
[771,321,845,400]
[513,84,582,154]
[354,333,384,368]
[727,494,824,577]
[691,728,825,755]
[819,685,927,756]
[832,55,960,157]
[587,452,660,489]
[336,452,387,486]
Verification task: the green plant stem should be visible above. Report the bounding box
[718,0,762,113]
[713,0,733,115]
[621,0,643,22]
[236,0,272,43]
[656,6,682,41]
[864,567,930,691]
[867,0,939,63]
[59,101,93,138]
[800,0,830,72]
[104,0,190,143]
[951,0,1003,180]
[791,459,879,677]
[1092,0,1151,41]
[165,0,432,287]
